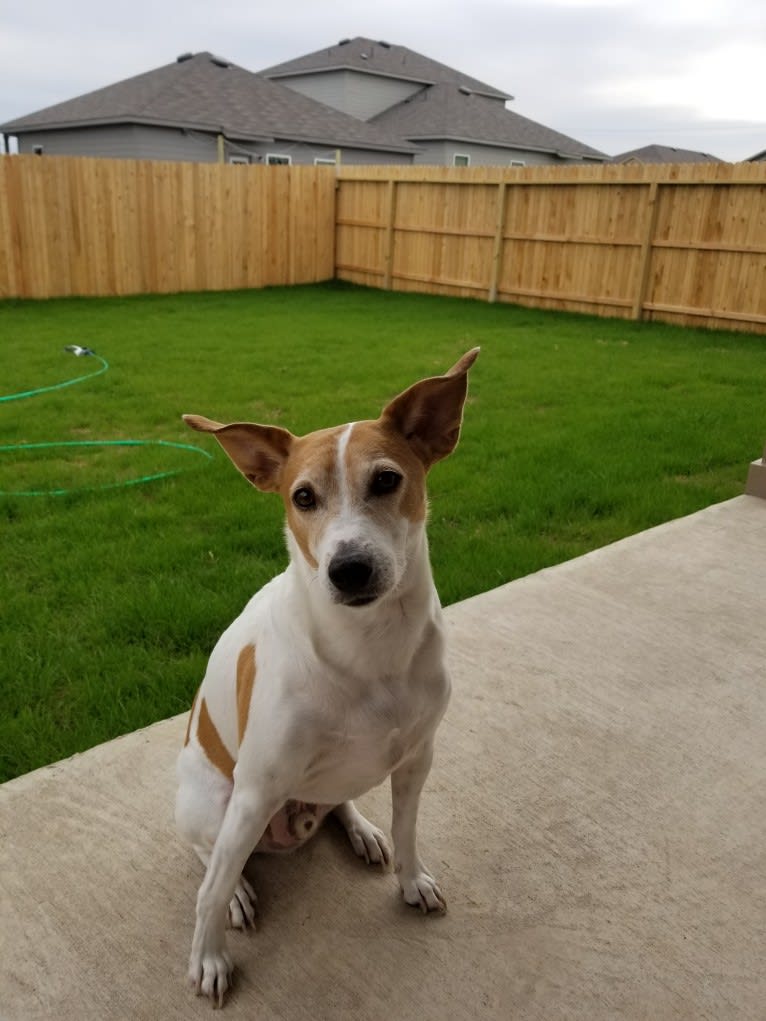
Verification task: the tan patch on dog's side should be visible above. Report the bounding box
[197,697,235,779]
[236,644,257,746]
[345,420,428,523]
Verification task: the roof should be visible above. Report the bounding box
[260,36,512,101]
[746,148,766,161]
[0,52,416,153]
[371,83,607,161]
[2,42,606,164]
[613,144,724,164]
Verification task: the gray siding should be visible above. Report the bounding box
[14,124,413,166]
[16,124,218,161]
[275,70,422,121]
[412,140,589,167]
[15,125,589,168]
[223,137,412,166]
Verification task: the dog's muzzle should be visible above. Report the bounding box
[327,549,379,606]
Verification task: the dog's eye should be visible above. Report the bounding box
[371,470,402,496]
[292,486,316,510]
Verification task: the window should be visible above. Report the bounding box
[229,155,250,165]
[314,157,337,166]
[453,153,470,167]
[510,159,526,167]
[266,154,291,165]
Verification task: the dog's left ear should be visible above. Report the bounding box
[381,348,480,469]
[183,414,294,492]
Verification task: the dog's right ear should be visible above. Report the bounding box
[183,414,294,492]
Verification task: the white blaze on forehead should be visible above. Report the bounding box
[336,422,356,509]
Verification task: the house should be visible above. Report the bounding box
[0,52,417,166]
[747,148,766,162]
[613,144,724,165]
[261,37,606,167]
[1,39,607,167]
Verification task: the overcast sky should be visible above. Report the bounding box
[1,0,764,161]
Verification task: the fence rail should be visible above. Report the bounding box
[1,156,765,334]
[335,162,766,334]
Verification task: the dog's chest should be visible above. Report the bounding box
[294,677,442,803]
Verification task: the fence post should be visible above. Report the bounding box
[382,178,397,290]
[488,180,507,302]
[632,179,660,320]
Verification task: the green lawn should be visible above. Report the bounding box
[1,281,764,781]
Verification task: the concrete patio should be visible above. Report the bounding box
[2,494,764,1020]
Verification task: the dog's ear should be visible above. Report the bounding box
[183,414,294,492]
[380,348,479,469]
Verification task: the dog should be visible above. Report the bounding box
[175,347,479,1005]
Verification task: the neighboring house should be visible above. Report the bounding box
[747,148,766,162]
[613,144,724,165]
[1,38,607,167]
[0,52,416,166]
[261,37,607,167]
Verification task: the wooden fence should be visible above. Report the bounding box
[0,156,336,299]
[335,163,766,334]
[2,156,766,334]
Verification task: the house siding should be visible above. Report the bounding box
[275,70,423,121]
[14,124,412,166]
[222,138,412,165]
[412,140,588,167]
[16,124,217,162]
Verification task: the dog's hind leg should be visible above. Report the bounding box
[333,801,392,867]
[175,745,258,929]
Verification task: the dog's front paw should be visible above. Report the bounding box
[398,868,446,914]
[189,946,234,1007]
[227,875,258,930]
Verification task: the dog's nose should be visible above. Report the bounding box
[328,553,374,596]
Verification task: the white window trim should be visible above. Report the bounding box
[314,157,337,166]
[510,159,526,167]
[266,153,292,165]
[229,155,250,165]
[453,153,471,167]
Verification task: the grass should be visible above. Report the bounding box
[1,281,764,782]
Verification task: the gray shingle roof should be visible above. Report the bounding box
[371,83,606,161]
[260,37,512,101]
[0,52,416,153]
[613,144,723,164]
[2,42,607,163]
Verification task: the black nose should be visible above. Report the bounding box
[328,554,374,595]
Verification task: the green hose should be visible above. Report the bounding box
[0,352,212,496]
[0,353,109,403]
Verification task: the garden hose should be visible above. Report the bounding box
[0,347,109,404]
[0,349,212,496]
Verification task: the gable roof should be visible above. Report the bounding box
[371,83,606,161]
[614,144,724,164]
[260,36,512,101]
[0,52,416,153]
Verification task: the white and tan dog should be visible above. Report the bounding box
[176,348,479,1005]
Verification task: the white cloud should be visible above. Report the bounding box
[606,41,766,123]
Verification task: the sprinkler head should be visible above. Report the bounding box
[64,345,95,357]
